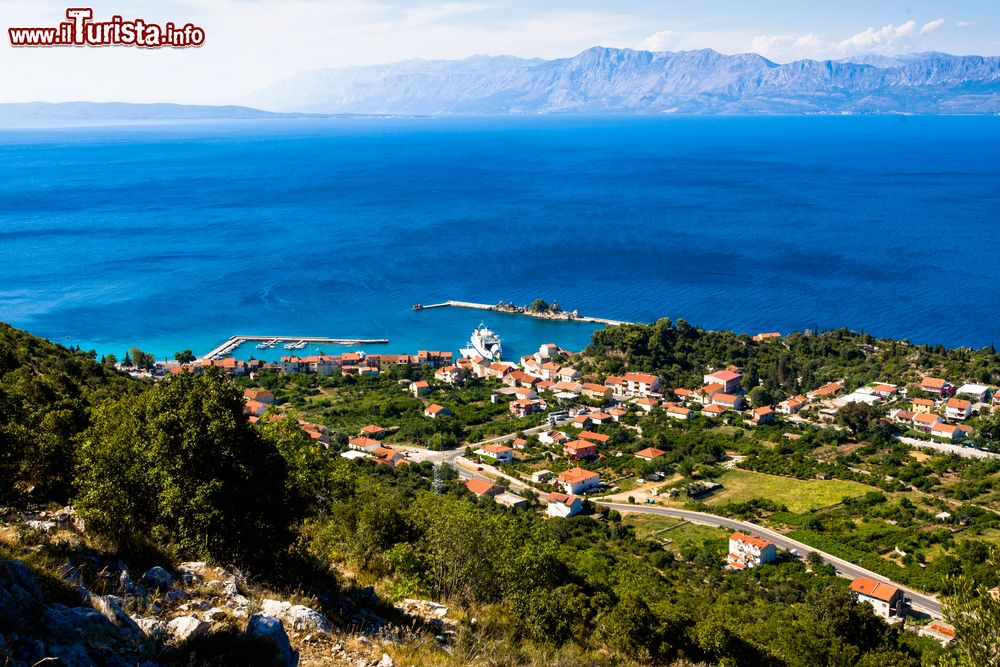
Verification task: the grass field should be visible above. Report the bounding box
[623,515,729,553]
[704,468,872,513]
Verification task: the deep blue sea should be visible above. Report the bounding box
[1,115,999,362]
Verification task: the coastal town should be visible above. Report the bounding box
[120,323,1000,645]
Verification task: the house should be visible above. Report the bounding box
[712,393,745,411]
[608,407,628,421]
[749,406,775,425]
[244,400,268,417]
[836,391,882,407]
[913,412,942,430]
[673,388,694,403]
[955,383,991,402]
[581,382,612,400]
[635,397,659,412]
[694,383,725,405]
[537,343,559,359]
[778,395,808,415]
[372,446,405,465]
[486,362,516,379]
[919,621,956,646]
[945,398,972,421]
[512,438,528,450]
[911,397,936,413]
[869,383,898,398]
[417,350,452,368]
[703,370,742,394]
[622,372,660,397]
[589,412,614,425]
[424,403,452,418]
[664,403,693,420]
[727,532,777,569]
[509,398,544,418]
[578,430,611,446]
[410,380,430,397]
[546,492,583,518]
[551,381,583,395]
[564,440,598,461]
[558,367,581,382]
[634,447,667,461]
[477,444,514,463]
[557,467,601,495]
[890,409,915,425]
[505,370,540,389]
[495,492,528,509]
[435,365,466,385]
[359,424,387,439]
[850,577,906,620]
[752,332,781,342]
[931,423,964,440]
[808,382,843,399]
[538,430,570,446]
[513,388,540,401]
[701,404,729,418]
[531,470,554,483]
[540,362,563,381]
[348,436,382,453]
[604,375,625,395]
[243,388,274,404]
[464,478,503,498]
[920,377,952,396]
[573,414,593,428]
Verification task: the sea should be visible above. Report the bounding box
[1,115,999,363]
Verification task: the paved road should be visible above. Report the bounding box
[598,502,943,617]
[896,435,998,460]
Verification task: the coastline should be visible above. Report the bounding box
[414,300,631,327]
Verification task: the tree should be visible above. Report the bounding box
[944,549,1000,667]
[76,370,291,568]
[102,353,118,366]
[123,350,132,367]
[836,402,885,439]
[528,298,549,313]
[174,349,196,364]
[748,386,774,408]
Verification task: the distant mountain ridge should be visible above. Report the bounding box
[249,47,1000,115]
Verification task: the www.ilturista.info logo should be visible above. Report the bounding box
[8,8,205,48]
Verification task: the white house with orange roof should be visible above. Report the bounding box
[752,332,781,342]
[424,403,452,418]
[701,404,729,418]
[931,423,966,441]
[477,443,514,463]
[410,380,430,397]
[348,436,382,453]
[546,492,583,518]
[850,577,906,620]
[623,372,661,397]
[778,395,809,415]
[557,467,601,495]
[912,412,943,431]
[727,532,777,569]
[464,478,503,498]
[703,370,742,394]
[435,365,466,385]
[945,398,972,421]
[634,447,666,461]
[920,376,952,396]
[712,393,746,411]
[749,406,775,425]
[635,397,659,412]
[539,362,563,381]
[808,382,843,399]
[664,403,693,420]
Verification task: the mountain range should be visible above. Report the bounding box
[248,47,1000,115]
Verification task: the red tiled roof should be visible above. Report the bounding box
[850,577,899,602]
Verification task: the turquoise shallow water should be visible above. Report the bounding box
[1,115,999,361]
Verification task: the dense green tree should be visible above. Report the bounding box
[174,349,196,364]
[76,370,291,568]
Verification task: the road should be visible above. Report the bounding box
[404,422,946,619]
[896,435,998,460]
[597,502,942,617]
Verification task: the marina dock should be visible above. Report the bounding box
[415,300,631,326]
[202,335,389,361]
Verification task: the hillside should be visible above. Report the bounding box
[248,47,1000,115]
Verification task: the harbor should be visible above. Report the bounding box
[202,335,390,361]
[414,300,631,326]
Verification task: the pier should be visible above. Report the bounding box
[415,300,631,326]
[202,335,389,361]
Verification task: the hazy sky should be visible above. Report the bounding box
[2,0,998,104]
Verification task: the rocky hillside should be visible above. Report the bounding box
[0,506,441,666]
[249,47,1000,114]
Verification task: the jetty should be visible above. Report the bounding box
[202,335,389,361]
[414,300,630,326]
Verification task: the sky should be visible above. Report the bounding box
[1,0,998,104]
